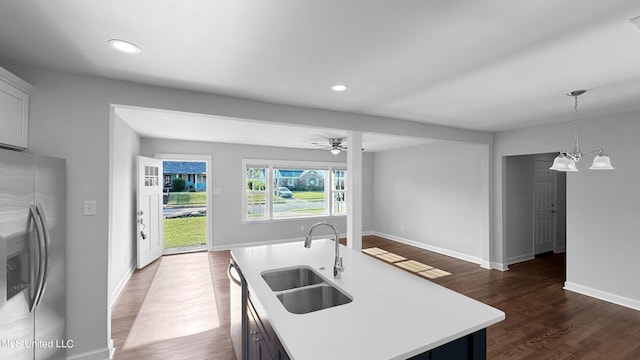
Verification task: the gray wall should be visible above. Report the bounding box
[503,154,567,264]
[107,134,374,307]
[109,114,141,306]
[140,138,375,248]
[372,141,490,263]
[1,61,488,359]
[495,111,640,309]
[504,154,535,263]
[13,55,639,358]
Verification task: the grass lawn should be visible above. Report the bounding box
[163,216,206,248]
[167,192,206,206]
[247,192,266,203]
[292,191,324,201]
[247,191,325,204]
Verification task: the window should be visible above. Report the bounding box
[331,170,346,215]
[144,165,159,187]
[245,166,267,220]
[243,160,347,221]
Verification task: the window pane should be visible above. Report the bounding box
[273,168,325,218]
[331,170,347,215]
[246,167,267,220]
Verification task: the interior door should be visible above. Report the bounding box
[533,158,556,255]
[137,156,164,269]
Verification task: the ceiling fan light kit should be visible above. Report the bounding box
[549,90,614,172]
[329,138,346,155]
[312,137,365,155]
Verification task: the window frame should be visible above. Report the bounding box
[242,159,347,222]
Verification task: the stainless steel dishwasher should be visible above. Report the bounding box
[228,258,247,360]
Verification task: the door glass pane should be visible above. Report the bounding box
[144,166,161,187]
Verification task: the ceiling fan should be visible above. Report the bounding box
[312,138,348,155]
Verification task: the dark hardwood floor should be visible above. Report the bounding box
[112,236,640,359]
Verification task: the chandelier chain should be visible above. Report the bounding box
[570,92,582,156]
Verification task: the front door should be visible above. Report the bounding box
[533,158,556,255]
[137,156,164,269]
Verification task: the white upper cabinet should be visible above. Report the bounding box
[0,66,33,149]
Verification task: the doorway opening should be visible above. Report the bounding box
[504,152,566,281]
[157,154,213,255]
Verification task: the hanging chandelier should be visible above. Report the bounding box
[549,90,614,172]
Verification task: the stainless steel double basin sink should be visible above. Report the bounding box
[261,266,352,314]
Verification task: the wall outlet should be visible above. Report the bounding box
[300,226,305,232]
[400,225,405,232]
[83,200,96,216]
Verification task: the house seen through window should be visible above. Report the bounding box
[244,160,347,221]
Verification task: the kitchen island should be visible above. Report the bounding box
[230,239,505,360]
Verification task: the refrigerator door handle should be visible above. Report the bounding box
[28,204,45,312]
[34,203,50,307]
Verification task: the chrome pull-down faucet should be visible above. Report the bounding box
[304,221,344,279]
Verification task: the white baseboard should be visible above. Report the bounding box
[564,281,640,311]
[110,264,135,308]
[372,231,483,265]
[66,345,113,360]
[491,262,509,271]
[216,232,509,272]
[506,253,534,265]
[213,231,371,251]
[213,236,305,251]
[480,261,508,271]
[109,339,115,359]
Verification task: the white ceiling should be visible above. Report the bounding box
[2,1,640,150]
[115,105,433,152]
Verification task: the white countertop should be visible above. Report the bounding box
[231,239,505,360]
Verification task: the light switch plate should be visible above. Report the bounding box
[83,200,96,216]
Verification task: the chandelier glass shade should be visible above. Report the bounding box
[549,153,578,172]
[589,151,614,170]
[549,90,614,172]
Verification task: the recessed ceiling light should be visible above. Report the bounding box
[108,39,141,54]
[331,84,349,92]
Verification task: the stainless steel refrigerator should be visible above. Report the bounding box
[0,148,66,360]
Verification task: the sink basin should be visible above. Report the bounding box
[276,284,352,314]
[261,266,325,292]
[262,266,353,314]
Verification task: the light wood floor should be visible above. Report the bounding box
[111,251,235,360]
[112,236,640,359]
